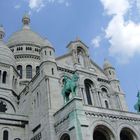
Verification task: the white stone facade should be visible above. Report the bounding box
[0,15,140,140]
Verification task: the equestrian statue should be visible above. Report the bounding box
[134,90,140,113]
[61,73,79,104]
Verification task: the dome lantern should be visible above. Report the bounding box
[22,13,30,29]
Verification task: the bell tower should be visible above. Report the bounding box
[67,38,91,68]
[103,59,128,111]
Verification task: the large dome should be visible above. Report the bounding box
[0,41,16,66]
[7,29,45,46]
[7,14,50,47]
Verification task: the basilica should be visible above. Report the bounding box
[0,14,140,140]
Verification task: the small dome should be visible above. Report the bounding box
[0,41,16,66]
[42,38,53,47]
[103,59,113,69]
[0,26,15,66]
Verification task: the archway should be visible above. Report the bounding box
[120,128,135,140]
[93,125,113,140]
[93,130,107,140]
[60,133,70,140]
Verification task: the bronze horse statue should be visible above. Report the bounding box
[134,90,140,113]
[61,73,79,103]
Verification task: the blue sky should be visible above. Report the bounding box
[0,0,140,112]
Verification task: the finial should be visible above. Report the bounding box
[104,58,108,61]
[76,36,80,41]
[22,13,30,29]
[103,58,113,69]
[0,25,5,41]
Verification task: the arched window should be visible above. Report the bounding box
[26,65,32,79]
[109,70,111,75]
[3,130,8,140]
[0,70,1,81]
[45,50,47,55]
[101,88,107,93]
[105,100,109,109]
[50,51,52,56]
[60,133,70,140]
[17,65,22,79]
[36,66,39,74]
[37,92,39,106]
[2,71,7,84]
[52,68,54,75]
[84,79,93,105]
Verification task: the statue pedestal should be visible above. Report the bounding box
[54,97,85,140]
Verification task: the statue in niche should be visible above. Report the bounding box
[61,73,79,104]
[134,90,140,113]
[77,50,84,66]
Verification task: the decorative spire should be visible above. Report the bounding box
[103,58,113,69]
[22,13,30,29]
[0,25,5,41]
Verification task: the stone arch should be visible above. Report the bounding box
[118,124,139,140]
[93,125,115,140]
[98,83,111,92]
[80,76,97,89]
[79,76,97,105]
[77,46,87,55]
[90,120,116,140]
[0,97,16,113]
[60,133,70,140]
[100,85,110,94]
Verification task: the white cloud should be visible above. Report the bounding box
[100,0,129,15]
[14,4,21,9]
[106,15,140,63]
[28,0,69,12]
[91,36,101,48]
[29,0,45,12]
[136,0,140,14]
[65,2,70,7]
[100,0,140,63]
